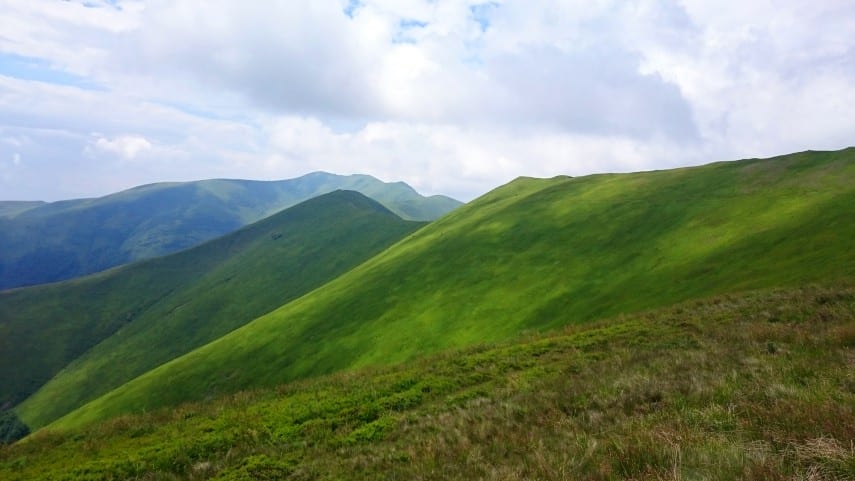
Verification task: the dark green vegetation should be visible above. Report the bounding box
[0,172,459,289]
[51,148,854,429]
[2,286,852,480]
[3,191,423,429]
[0,412,28,445]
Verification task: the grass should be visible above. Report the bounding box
[1,285,852,480]
[0,172,460,289]
[5,191,424,428]
[48,148,855,429]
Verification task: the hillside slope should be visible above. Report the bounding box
[0,201,45,218]
[0,173,459,289]
[3,191,423,426]
[50,148,855,429]
[3,285,852,480]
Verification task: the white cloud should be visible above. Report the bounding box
[12,152,21,165]
[0,0,142,76]
[92,135,152,160]
[259,116,700,200]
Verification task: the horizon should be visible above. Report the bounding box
[5,145,853,204]
[1,1,853,202]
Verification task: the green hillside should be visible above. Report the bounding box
[50,148,854,429]
[3,285,852,480]
[0,173,459,289]
[3,191,423,427]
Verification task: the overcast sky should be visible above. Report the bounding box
[0,0,852,201]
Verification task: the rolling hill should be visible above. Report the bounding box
[2,191,424,426]
[44,148,854,430]
[0,173,459,290]
[2,285,852,480]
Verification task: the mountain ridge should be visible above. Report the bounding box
[0,172,460,290]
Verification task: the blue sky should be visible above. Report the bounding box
[0,53,104,90]
[0,0,852,201]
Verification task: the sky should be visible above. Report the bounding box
[0,1,852,202]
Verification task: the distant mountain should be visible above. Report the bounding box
[3,191,423,426]
[0,201,45,218]
[0,173,460,290]
[43,148,853,430]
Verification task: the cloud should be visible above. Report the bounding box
[634,0,855,158]
[479,46,697,139]
[92,135,152,160]
[114,1,379,116]
[259,115,701,201]
[0,0,141,75]
[12,153,21,165]
[93,0,697,138]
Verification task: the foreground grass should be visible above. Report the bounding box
[3,285,852,480]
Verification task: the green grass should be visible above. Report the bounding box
[2,285,852,480]
[0,173,460,289]
[48,148,855,430]
[4,191,424,428]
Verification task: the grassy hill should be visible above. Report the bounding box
[3,191,424,427]
[2,285,852,480]
[0,173,459,289]
[48,148,854,430]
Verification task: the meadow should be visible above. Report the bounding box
[1,285,851,480]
